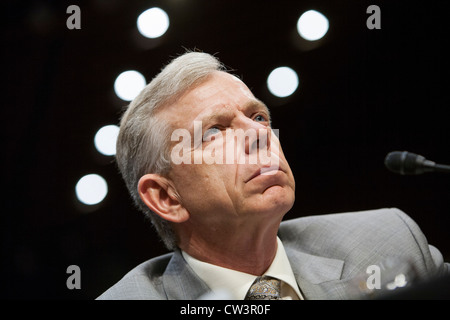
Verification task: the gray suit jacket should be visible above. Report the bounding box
[97,208,448,300]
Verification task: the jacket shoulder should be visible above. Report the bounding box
[279,208,439,276]
[96,252,173,300]
[280,207,414,235]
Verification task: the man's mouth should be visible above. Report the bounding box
[246,165,283,182]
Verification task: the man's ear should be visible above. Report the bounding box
[138,174,189,223]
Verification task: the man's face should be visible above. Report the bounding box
[159,71,295,227]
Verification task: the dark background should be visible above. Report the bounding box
[2,0,449,299]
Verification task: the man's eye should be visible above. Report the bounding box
[203,127,221,141]
[254,115,267,122]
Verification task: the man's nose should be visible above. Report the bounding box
[243,121,271,156]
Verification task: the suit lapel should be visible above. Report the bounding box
[284,245,346,299]
[161,247,347,300]
[162,250,211,300]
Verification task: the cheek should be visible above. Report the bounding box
[170,164,237,208]
[171,163,207,192]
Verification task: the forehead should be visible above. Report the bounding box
[183,71,256,109]
[158,71,262,125]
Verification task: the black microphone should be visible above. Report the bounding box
[384,151,450,175]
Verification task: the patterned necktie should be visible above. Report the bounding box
[245,275,282,300]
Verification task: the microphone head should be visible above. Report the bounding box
[384,151,426,175]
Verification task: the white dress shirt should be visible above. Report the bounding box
[182,237,303,300]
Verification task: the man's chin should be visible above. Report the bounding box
[254,188,295,216]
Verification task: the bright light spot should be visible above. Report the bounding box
[137,7,170,39]
[394,273,407,287]
[386,273,408,290]
[75,174,108,205]
[114,70,146,101]
[267,67,299,98]
[297,10,329,41]
[94,125,120,156]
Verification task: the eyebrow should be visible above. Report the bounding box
[243,98,271,119]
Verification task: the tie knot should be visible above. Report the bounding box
[245,275,282,300]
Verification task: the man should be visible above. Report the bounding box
[97,51,448,300]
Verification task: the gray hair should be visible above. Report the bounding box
[116,51,225,250]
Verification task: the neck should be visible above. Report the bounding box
[176,217,281,275]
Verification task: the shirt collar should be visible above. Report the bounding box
[265,237,303,299]
[182,237,302,300]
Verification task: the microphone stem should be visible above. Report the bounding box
[433,164,450,173]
